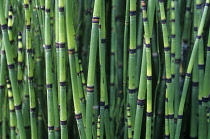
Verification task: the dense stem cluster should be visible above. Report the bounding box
[0,0,210,139]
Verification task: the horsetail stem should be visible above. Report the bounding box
[85,0,101,138]
[44,0,55,137]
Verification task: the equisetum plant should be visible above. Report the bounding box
[0,0,210,139]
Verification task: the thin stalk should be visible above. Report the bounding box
[6,78,16,139]
[66,0,86,138]
[141,2,153,139]
[24,0,37,138]
[44,0,55,137]
[158,1,174,138]
[128,0,137,128]
[58,0,68,137]
[85,0,101,138]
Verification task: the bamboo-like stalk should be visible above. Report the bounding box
[58,0,68,138]
[127,105,132,139]
[6,78,16,139]
[133,46,146,139]
[158,1,175,138]
[141,2,153,139]
[85,0,101,138]
[128,0,137,128]
[96,115,101,139]
[44,0,55,138]
[99,0,106,138]
[66,0,86,138]
[205,29,210,139]
[0,0,26,138]
[174,0,181,127]
[0,31,6,139]
[24,0,37,138]
[17,32,24,90]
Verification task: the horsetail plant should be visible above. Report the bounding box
[0,0,210,138]
[85,0,101,138]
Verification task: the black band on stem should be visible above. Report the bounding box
[15,104,22,110]
[101,39,106,43]
[8,64,15,69]
[146,112,153,117]
[147,76,152,80]
[128,89,136,94]
[45,45,51,49]
[129,49,136,54]
[30,108,36,112]
[1,24,7,30]
[46,84,52,88]
[48,126,54,130]
[24,4,29,8]
[60,81,66,86]
[59,43,65,48]
[100,101,105,106]
[58,7,64,12]
[60,120,67,125]
[75,113,82,120]
[45,8,50,13]
[87,86,94,93]
[129,11,136,16]
[137,99,145,106]
[68,49,75,54]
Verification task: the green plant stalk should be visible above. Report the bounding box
[110,0,116,124]
[22,67,31,137]
[44,0,55,138]
[85,0,101,138]
[190,5,198,137]
[196,0,207,138]
[58,0,68,138]
[99,1,106,138]
[174,0,181,122]
[82,0,92,75]
[66,0,86,138]
[127,105,132,139]
[96,115,101,139]
[159,1,175,138]
[170,0,176,118]
[165,91,170,138]
[133,46,146,139]
[33,12,45,138]
[154,70,166,139]
[123,0,129,119]
[175,0,210,138]
[128,0,137,128]
[205,29,210,139]
[201,31,210,139]
[17,32,24,91]
[55,0,60,108]
[190,54,198,138]
[136,3,143,86]
[0,0,26,138]
[8,6,16,62]
[0,36,6,139]
[24,0,38,138]
[2,92,7,139]
[6,78,16,139]
[141,2,153,139]
[79,60,87,101]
